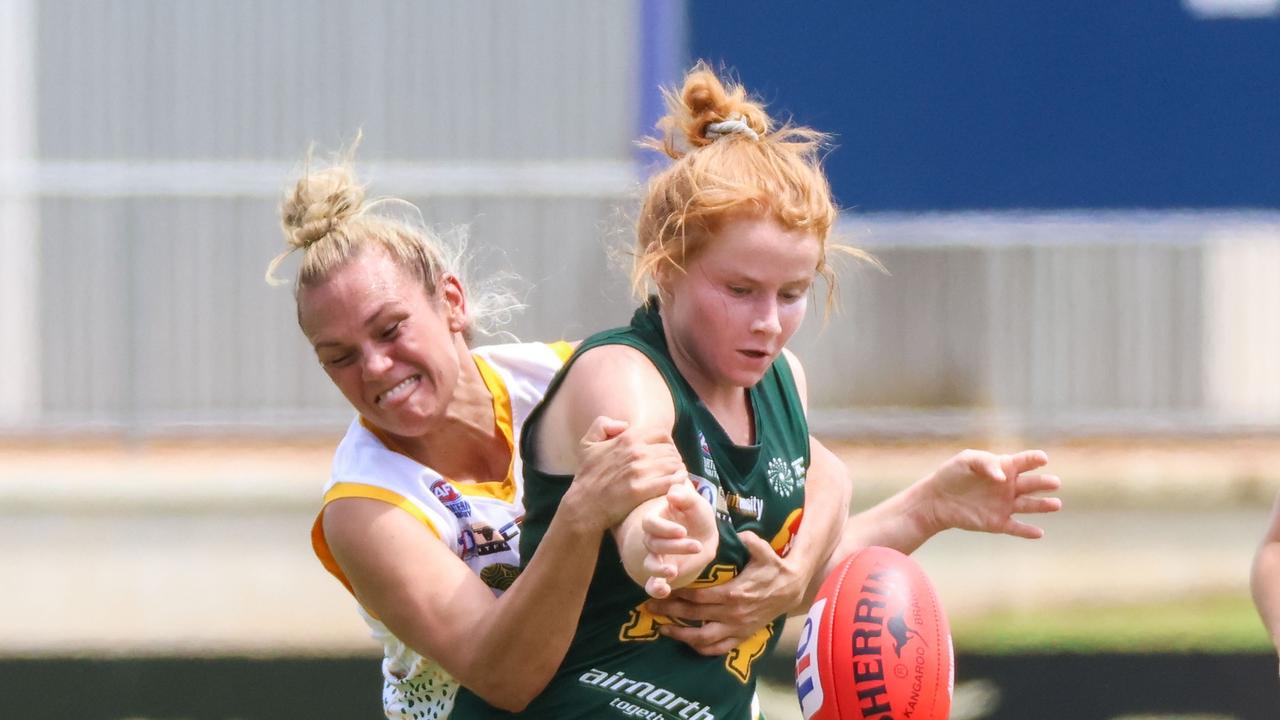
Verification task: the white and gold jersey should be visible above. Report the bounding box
[311,341,572,720]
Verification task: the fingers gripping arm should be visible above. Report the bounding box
[614,480,719,598]
[645,354,851,652]
[538,345,717,599]
[644,441,849,655]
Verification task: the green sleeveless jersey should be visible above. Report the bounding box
[454,301,810,720]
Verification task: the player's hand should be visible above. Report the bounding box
[645,529,795,655]
[566,417,687,533]
[921,449,1062,539]
[641,481,717,599]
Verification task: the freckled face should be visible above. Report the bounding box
[659,215,820,391]
[298,250,467,438]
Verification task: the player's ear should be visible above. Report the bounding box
[653,260,679,301]
[439,274,468,333]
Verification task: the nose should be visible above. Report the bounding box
[361,346,393,380]
[750,296,782,337]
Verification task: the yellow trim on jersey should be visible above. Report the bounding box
[546,340,575,363]
[358,416,425,462]
[770,507,805,555]
[459,352,517,502]
[324,482,443,539]
[311,482,443,599]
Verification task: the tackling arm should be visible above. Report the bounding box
[533,345,719,598]
[322,413,684,710]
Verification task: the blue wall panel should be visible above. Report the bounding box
[688,2,1280,211]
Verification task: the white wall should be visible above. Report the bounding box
[1204,224,1280,424]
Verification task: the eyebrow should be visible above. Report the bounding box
[311,303,400,349]
[724,272,813,287]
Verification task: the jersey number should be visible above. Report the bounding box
[618,564,774,684]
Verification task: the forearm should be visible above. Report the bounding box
[1252,541,1280,653]
[328,498,595,711]
[616,496,664,586]
[819,479,940,583]
[462,505,601,709]
[615,494,717,592]
[789,439,852,611]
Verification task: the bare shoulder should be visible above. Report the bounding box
[320,497,452,590]
[533,343,675,473]
[322,496,432,554]
[570,344,670,413]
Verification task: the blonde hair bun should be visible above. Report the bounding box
[280,165,367,250]
[267,138,526,340]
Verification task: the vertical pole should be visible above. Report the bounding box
[635,0,687,173]
[0,0,40,426]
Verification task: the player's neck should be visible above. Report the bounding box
[674,359,755,446]
[662,319,756,445]
[397,359,511,483]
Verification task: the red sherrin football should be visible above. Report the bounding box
[795,546,953,720]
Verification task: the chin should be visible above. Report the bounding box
[725,367,769,389]
[370,406,434,438]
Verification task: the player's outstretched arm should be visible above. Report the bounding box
[818,448,1062,584]
[322,415,682,711]
[1250,492,1280,666]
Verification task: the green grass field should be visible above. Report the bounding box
[949,592,1271,653]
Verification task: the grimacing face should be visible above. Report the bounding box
[657,214,820,393]
[298,249,468,439]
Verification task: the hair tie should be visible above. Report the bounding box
[705,113,760,142]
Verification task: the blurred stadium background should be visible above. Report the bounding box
[1,1,1278,718]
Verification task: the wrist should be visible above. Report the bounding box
[556,486,609,539]
[903,477,945,541]
[778,554,808,606]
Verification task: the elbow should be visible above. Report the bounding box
[471,681,538,713]
[493,696,534,714]
[1252,543,1275,600]
[1251,551,1261,599]
[465,659,561,713]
